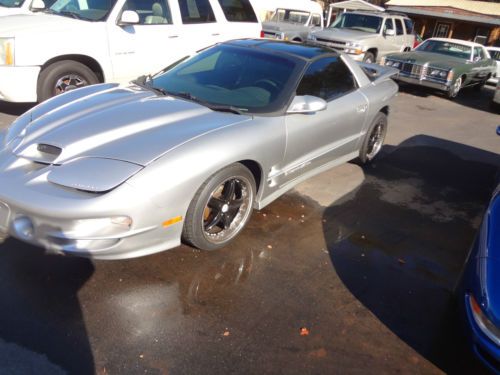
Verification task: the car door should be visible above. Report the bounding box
[212,0,260,40]
[277,56,368,187]
[107,0,187,83]
[379,17,398,57]
[471,46,492,83]
[394,18,407,51]
[175,0,221,47]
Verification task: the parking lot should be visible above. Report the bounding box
[0,85,499,374]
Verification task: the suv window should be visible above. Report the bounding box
[217,0,257,22]
[297,57,356,101]
[403,18,414,34]
[395,19,404,35]
[123,0,173,24]
[179,0,216,24]
[383,18,394,34]
[311,14,322,27]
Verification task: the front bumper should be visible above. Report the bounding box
[0,65,40,103]
[396,73,451,92]
[0,146,184,259]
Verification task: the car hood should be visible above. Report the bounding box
[10,85,252,166]
[0,13,87,35]
[262,21,307,33]
[0,6,29,16]
[312,27,377,42]
[387,51,468,69]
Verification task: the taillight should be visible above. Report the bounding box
[260,30,265,38]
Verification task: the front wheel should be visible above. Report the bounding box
[37,60,99,102]
[447,76,462,99]
[363,52,375,64]
[358,112,387,164]
[182,164,256,251]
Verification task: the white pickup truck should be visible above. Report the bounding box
[0,0,261,102]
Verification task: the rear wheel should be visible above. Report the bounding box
[359,112,387,164]
[182,164,256,251]
[37,60,99,102]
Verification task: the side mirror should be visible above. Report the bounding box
[118,10,140,25]
[30,0,45,10]
[384,29,395,37]
[287,95,327,114]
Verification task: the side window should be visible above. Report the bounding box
[403,18,414,34]
[474,47,485,60]
[311,14,322,27]
[395,19,404,35]
[217,0,257,22]
[179,0,216,24]
[122,0,173,24]
[296,57,357,101]
[383,18,394,33]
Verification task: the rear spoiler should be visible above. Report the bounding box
[358,62,399,83]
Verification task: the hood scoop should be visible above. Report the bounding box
[16,143,62,165]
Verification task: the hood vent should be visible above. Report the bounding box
[16,143,62,165]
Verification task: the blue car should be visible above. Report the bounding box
[460,126,500,372]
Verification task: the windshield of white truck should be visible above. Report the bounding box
[330,13,382,34]
[0,0,25,8]
[44,0,118,21]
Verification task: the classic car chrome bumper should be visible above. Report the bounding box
[396,73,451,92]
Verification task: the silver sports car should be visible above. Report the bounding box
[0,39,398,259]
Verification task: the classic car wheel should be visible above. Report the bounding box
[447,76,462,99]
[183,164,256,251]
[359,112,387,164]
[37,60,99,102]
[363,52,375,64]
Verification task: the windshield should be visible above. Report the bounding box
[45,0,117,21]
[149,44,299,114]
[330,12,382,34]
[416,40,472,60]
[271,8,310,25]
[0,0,25,8]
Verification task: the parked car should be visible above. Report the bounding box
[261,1,323,42]
[382,38,497,99]
[492,80,500,111]
[0,0,261,103]
[486,46,500,85]
[0,39,398,259]
[308,11,415,63]
[458,126,500,372]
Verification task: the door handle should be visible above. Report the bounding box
[212,33,220,36]
[168,35,179,39]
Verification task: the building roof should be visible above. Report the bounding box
[329,0,385,12]
[385,0,500,17]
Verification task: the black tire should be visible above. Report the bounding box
[358,112,387,164]
[363,52,375,64]
[37,60,99,102]
[447,76,463,99]
[182,163,256,251]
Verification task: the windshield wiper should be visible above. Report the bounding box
[58,11,89,21]
[133,75,168,96]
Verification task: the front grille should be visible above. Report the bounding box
[316,38,346,46]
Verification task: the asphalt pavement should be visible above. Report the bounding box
[0,84,499,374]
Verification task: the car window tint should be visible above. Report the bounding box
[296,57,356,101]
[403,18,414,34]
[383,18,394,32]
[122,0,172,24]
[474,47,485,60]
[395,19,404,35]
[179,0,216,24]
[217,0,257,22]
[311,14,322,27]
[489,50,500,61]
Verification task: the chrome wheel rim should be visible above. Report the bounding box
[450,77,461,97]
[55,74,88,95]
[202,177,252,244]
[366,121,384,160]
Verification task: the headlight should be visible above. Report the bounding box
[469,294,500,346]
[0,38,15,66]
[439,71,448,78]
[307,34,316,41]
[392,62,400,68]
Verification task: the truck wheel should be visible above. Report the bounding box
[363,52,375,64]
[37,60,99,102]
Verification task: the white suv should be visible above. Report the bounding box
[0,0,261,102]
